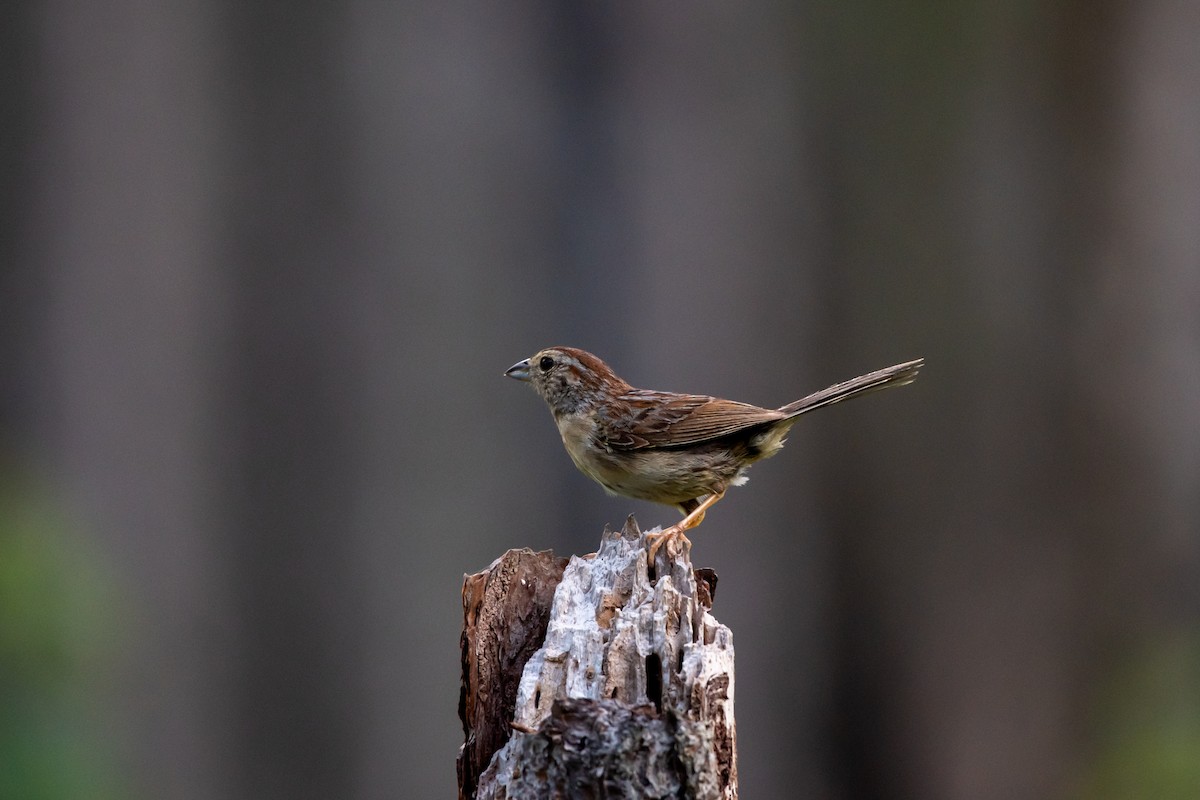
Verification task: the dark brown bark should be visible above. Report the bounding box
[458,548,569,800]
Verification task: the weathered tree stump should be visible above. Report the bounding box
[457,516,738,799]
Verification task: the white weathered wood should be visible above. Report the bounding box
[475,517,737,799]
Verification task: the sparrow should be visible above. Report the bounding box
[506,347,922,560]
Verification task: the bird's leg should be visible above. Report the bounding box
[677,489,724,532]
[646,491,726,564]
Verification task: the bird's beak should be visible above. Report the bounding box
[505,358,531,381]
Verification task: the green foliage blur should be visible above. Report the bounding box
[1079,636,1200,799]
[0,472,121,800]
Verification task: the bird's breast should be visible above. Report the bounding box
[553,411,595,458]
[555,414,623,490]
[552,413,739,506]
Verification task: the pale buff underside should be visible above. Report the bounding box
[555,413,794,510]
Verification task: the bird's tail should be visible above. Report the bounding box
[777,358,923,417]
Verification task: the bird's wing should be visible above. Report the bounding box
[598,390,785,450]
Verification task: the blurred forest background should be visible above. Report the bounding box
[2,2,1199,799]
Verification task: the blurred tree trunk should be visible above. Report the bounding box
[218,5,369,799]
[812,1,1200,798]
[23,2,234,797]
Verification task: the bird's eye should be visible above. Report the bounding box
[538,356,554,372]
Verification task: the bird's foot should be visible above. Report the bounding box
[646,491,723,568]
[646,525,692,566]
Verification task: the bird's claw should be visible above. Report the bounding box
[646,526,692,566]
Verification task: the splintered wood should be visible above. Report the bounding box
[457,517,738,800]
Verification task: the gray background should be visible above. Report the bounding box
[2,2,1198,799]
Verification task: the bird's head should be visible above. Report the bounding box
[505,346,625,417]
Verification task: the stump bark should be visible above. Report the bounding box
[457,517,738,799]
